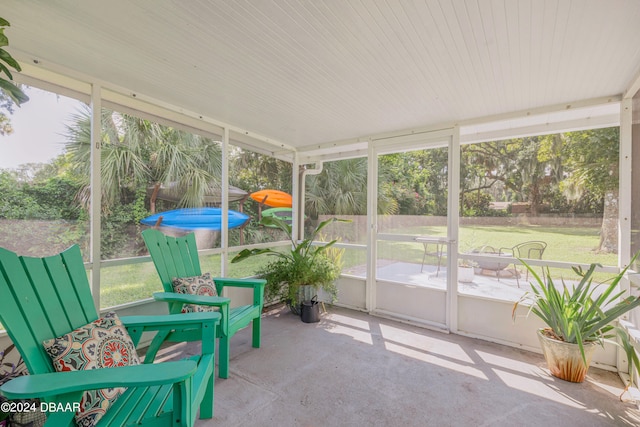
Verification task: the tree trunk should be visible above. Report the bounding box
[599,189,618,253]
[150,182,161,214]
[528,182,541,215]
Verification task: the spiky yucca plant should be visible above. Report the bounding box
[513,254,640,391]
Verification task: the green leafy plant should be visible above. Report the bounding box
[0,343,28,421]
[513,254,640,391]
[231,216,349,308]
[458,258,475,268]
[0,18,28,105]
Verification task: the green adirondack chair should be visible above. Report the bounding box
[142,229,266,379]
[0,245,220,427]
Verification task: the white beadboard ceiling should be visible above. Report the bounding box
[4,0,640,153]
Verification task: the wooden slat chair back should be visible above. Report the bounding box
[142,228,266,378]
[145,229,202,294]
[0,245,220,427]
[0,245,96,378]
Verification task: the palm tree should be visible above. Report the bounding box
[64,107,222,212]
[306,158,365,218]
[305,158,397,218]
[148,125,222,212]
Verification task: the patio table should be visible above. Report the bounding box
[416,237,447,276]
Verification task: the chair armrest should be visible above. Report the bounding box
[213,278,266,310]
[498,247,514,256]
[153,292,230,307]
[475,245,496,254]
[121,311,221,329]
[212,277,266,289]
[122,311,220,350]
[0,360,197,400]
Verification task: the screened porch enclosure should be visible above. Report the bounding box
[3,0,640,414]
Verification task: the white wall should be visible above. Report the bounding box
[332,278,618,369]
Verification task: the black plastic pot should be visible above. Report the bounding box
[301,296,320,323]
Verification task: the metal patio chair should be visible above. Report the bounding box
[498,241,547,287]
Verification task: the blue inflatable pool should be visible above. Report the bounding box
[140,208,250,231]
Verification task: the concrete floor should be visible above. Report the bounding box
[161,305,640,427]
[374,261,532,301]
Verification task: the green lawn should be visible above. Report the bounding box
[459,225,615,266]
[341,224,619,284]
[400,224,616,266]
[100,262,162,309]
[100,224,618,309]
[100,250,280,309]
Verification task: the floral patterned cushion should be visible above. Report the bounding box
[42,311,140,427]
[171,273,218,313]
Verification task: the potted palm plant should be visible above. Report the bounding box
[231,216,349,316]
[513,256,640,383]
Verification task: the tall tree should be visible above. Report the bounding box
[462,128,619,253]
[562,127,619,253]
[230,149,291,194]
[462,137,565,215]
[515,137,548,215]
[377,148,449,216]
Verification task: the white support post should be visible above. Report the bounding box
[617,96,633,380]
[292,153,300,242]
[448,129,461,333]
[221,127,229,276]
[366,140,376,312]
[89,84,102,310]
[619,98,633,269]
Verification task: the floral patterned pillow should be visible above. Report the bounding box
[171,273,218,313]
[42,311,140,427]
